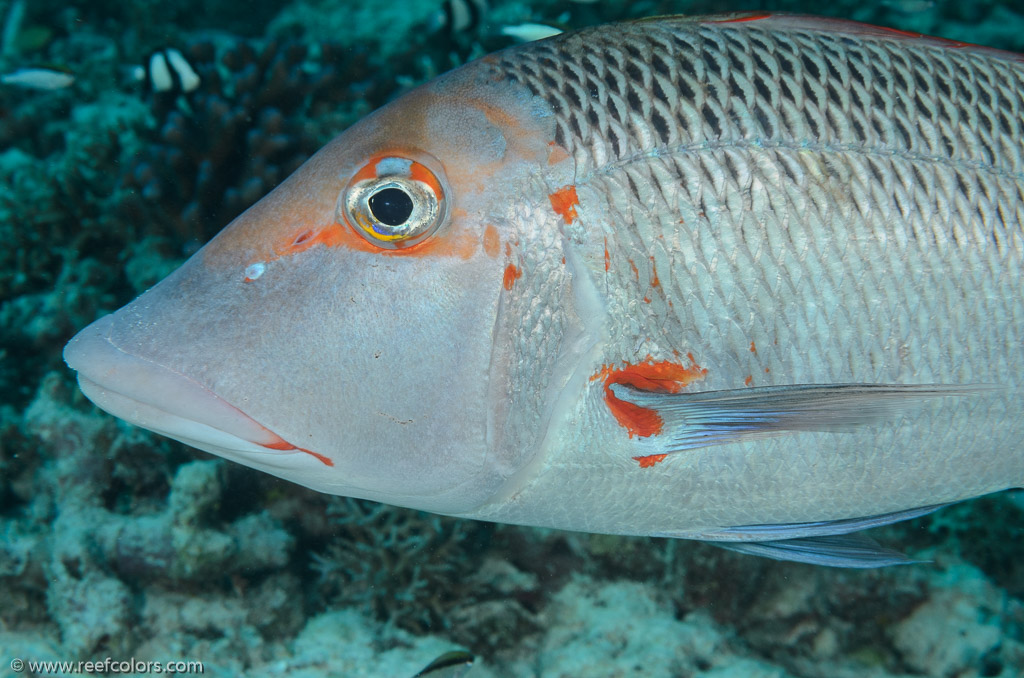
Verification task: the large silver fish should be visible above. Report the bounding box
[64,14,1024,566]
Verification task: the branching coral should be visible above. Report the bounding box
[120,37,377,244]
[311,497,494,635]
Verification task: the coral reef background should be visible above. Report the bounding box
[1,0,1022,676]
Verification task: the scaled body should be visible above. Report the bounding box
[65,14,1024,565]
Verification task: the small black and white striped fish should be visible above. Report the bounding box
[437,0,488,34]
[134,48,200,94]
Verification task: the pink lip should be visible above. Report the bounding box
[64,314,333,467]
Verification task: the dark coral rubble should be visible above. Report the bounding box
[121,38,379,245]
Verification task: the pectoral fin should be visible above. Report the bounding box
[613,382,991,453]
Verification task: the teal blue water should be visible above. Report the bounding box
[0,1,1021,676]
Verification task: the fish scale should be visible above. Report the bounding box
[501,18,1024,175]
[472,16,1024,536]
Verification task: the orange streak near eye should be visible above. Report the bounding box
[273,221,476,260]
[409,161,445,200]
[350,162,378,183]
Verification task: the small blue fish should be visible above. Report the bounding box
[499,23,563,43]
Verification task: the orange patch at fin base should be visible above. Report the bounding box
[592,356,708,438]
[633,454,669,468]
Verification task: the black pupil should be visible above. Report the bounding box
[368,187,414,227]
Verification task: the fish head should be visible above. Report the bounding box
[63,60,556,513]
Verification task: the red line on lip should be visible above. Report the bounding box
[208,391,334,466]
[259,436,334,466]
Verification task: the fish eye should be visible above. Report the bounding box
[339,156,448,249]
[368,187,414,226]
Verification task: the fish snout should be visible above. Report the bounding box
[63,314,308,464]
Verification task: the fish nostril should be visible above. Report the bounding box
[292,230,313,246]
[243,262,266,283]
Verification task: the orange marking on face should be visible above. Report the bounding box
[352,153,444,196]
[643,296,651,303]
[473,98,533,135]
[765,367,771,373]
[483,224,500,258]
[604,238,610,272]
[547,141,570,165]
[650,257,660,287]
[549,185,579,224]
[561,256,566,265]
[628,259,639,281]
[275,224,350,257]
[749,341,757,354]
[591,355,708,438]
[744,375,753,386]
[275,220,476,261]
[633,454,668,469]
[350,161,378,184]
[410,161,444,200]
[503,263,522,290]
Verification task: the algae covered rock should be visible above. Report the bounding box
[890,564,1006,677]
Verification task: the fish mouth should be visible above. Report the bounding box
[63,315,332,469]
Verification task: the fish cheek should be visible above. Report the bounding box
[293,248,509,512]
